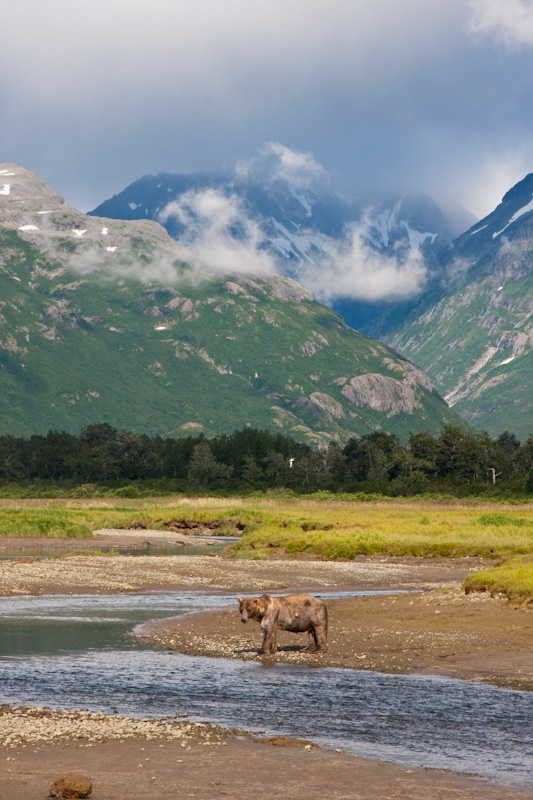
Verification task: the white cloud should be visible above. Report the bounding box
[63,240,187,286]
[159,189,276,274]
[158,187,427,301]
[236,142,326,188]
[5,1,533,221]
[468,0,533,47]
[297,218,428,303]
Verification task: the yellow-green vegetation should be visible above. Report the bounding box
[224,500,533,561]
[463,556,533,603]
[0,498,263,539]
[0,497,532,566]
[0,510,92,538]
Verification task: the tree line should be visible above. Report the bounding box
[0,423,532,495]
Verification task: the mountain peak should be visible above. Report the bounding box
[372,171,533,440]
[0,163,66,214]
[0,163,176,256]
[501,172,533,204]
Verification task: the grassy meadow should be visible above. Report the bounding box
[1,495,532,600]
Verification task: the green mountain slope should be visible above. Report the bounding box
[372,174,533,440]
[0,163,461,443]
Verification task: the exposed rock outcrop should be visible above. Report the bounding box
[341,373,419,415]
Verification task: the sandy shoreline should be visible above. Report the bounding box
[1,542,532,797]
[1,548,531,689]
[2,706,531,800]
[0,528,226,554]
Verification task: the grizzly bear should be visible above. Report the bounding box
[237,593,328,655]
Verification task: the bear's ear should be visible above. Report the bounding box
[237,597,244,604]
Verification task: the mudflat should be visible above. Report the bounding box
[4,726,532,800]
[1,549,531,690]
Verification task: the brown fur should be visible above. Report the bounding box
[237,593,328,655]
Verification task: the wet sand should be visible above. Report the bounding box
[0,528,222,555]
[2,708,531,800]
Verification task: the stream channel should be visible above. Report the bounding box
[1,586,532,787]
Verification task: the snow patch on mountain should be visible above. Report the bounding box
[492,195,533,238]
[269,218,333,262]
[360,202,440,253]
[289,188,313,217]
[403,223,437,250]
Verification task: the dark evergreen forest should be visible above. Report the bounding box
[0,424,532,497]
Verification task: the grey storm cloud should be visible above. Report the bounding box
[2,0,533,217]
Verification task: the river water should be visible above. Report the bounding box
[0,591,532,786]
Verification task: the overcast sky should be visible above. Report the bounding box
[2,0,533,217]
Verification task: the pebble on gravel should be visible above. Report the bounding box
[0,705,227,749]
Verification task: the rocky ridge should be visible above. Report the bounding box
[370,173,533,438]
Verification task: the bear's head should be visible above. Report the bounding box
[237,595,270,623]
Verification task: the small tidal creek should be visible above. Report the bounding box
[0,591,531,786]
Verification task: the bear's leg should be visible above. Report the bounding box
[314,622,328,652]
[260,626,276,655]
[304,629,318,652]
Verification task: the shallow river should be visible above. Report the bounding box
[0,592,532,786]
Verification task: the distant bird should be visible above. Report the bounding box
[289,457,295,468]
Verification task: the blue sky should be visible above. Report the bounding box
[3,0,533,217]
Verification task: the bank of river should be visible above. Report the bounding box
[1,551,531,689]
[1,591,532,796]
[1,550,532,798]
[141,585,533,691]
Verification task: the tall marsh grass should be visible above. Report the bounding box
[0,510,92,538]
[225,500,533,560]
[0,498,532,564]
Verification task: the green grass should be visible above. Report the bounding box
[218,498,533,560]
[478,513,533,527]
[0,498,263,539]
[1,498,532,567]
[0,510,92,538]
[463,556,533,603]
